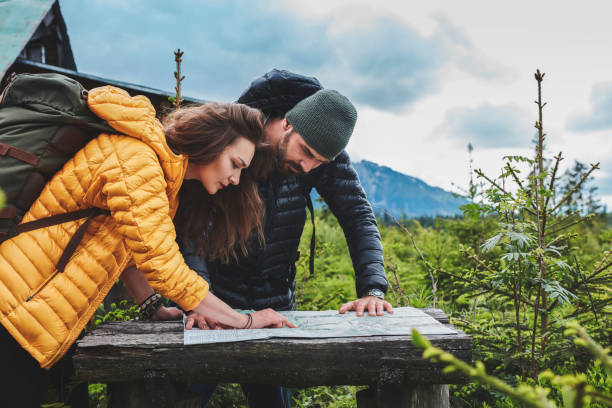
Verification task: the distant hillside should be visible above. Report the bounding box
[313,160,467,218]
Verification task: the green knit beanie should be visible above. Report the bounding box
[285,89,357,160]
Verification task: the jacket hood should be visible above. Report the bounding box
[87,85,184,169]
[237,69,323,114]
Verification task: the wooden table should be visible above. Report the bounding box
[73,309,471,407]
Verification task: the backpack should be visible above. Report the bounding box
[0,72,114,271]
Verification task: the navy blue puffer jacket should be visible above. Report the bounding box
[183,70,388,310]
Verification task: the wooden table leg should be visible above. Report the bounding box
[143,370,176,407]
[107,370,177,408]
[108,381,148,408]
[356,369,450,408]
[377,368,412,407]
[356,386,377,407]
[404,384,450,408]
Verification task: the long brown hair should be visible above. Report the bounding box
[164,103,271,263]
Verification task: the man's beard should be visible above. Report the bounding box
[276,131,304,176]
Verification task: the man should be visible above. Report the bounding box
[184,69,391,407]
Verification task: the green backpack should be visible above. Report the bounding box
[0,73,113,272]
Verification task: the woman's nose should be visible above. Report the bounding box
[229,170,241,185]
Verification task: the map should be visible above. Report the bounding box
[183,307,456,345]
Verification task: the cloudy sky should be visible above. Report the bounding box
[59,0,612,208]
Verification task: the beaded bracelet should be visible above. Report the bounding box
[139,292,163,320]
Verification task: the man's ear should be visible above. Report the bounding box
[282,118,293,132]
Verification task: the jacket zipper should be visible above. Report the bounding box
[26,270,59,302]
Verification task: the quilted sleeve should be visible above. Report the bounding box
[311,151,388,297]
[100,136,209,311]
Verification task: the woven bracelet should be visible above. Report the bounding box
[139,293,162,320]
[138,292,157,308]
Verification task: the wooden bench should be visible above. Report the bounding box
[73,309,471,407]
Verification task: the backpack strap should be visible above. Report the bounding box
[0,206,17,219]
[0,142,40,166]
[305,192,316,277]
[17,207,110,272]
[0,206,18,242]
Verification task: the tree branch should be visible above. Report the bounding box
[549,162,600,214]
[475,169,508,194]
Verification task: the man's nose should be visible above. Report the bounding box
[300,159,317,173]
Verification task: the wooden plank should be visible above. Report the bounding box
[422,308,450,324]
[74,320,471,387]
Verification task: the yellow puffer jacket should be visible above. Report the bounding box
[0,86,209,369]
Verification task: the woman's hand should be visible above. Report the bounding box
[184,311,210,330]
[184,311,233,330]
[151,306,183,321]
[192,293,298,329]
[251,308,297,329]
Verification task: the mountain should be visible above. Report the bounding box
[313,160,467,218]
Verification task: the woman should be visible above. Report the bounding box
[0,85,294,406]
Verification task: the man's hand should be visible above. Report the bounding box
[338,296,393,317]
[151,306,184,321]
